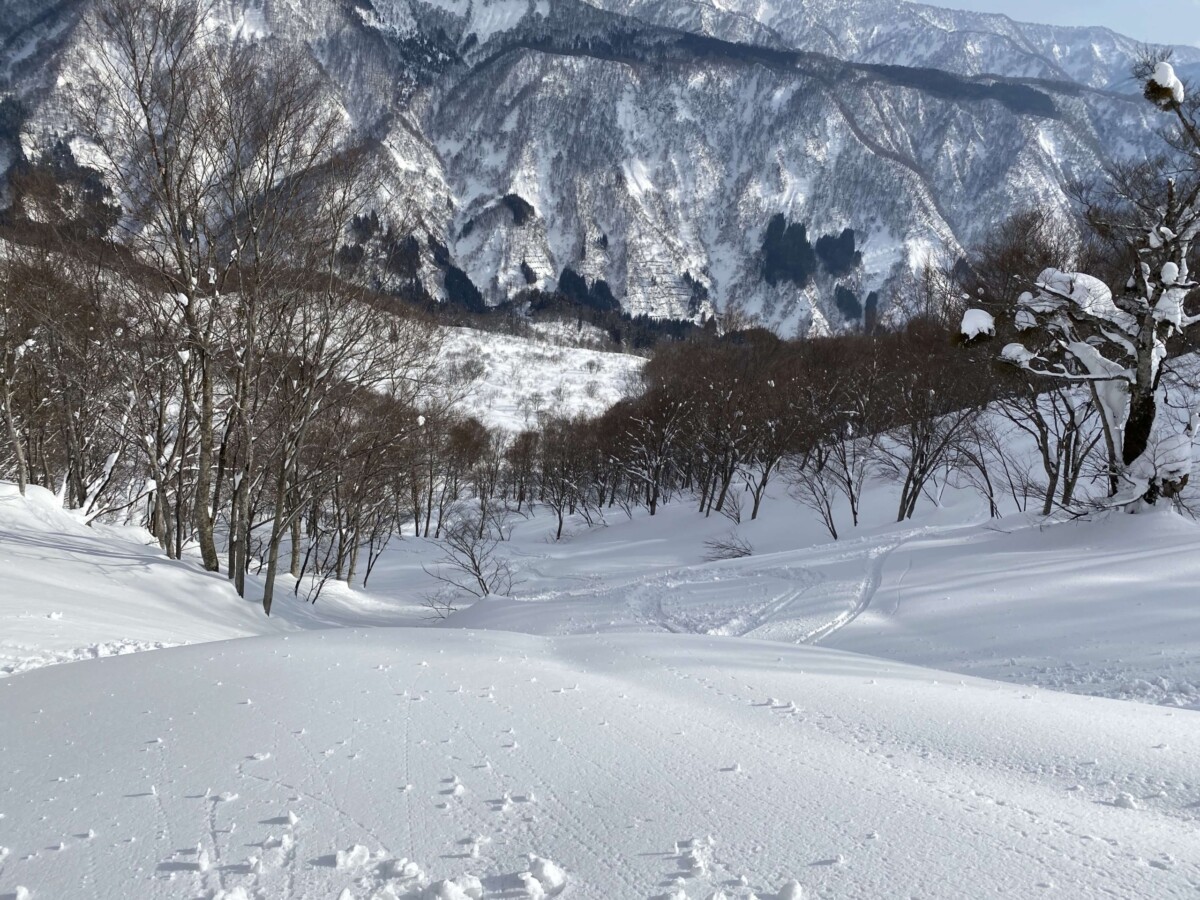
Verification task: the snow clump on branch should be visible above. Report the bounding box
[1148,61,1186,107]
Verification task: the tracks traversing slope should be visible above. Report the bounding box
[799,529,925,645]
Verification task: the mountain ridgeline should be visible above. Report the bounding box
[2,0,1197,332]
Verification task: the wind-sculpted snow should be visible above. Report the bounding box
[3,629,1200,899]
[5,0,1193,330]
[0,482,427,679]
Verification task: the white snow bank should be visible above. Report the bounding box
[0,483,272,676]
[0,481,424,677]
[828,509,1200,708]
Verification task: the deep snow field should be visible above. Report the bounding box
[4,468,1200,899]
[2,317,1200,900]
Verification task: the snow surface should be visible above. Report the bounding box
[4,628,1199,899]
[440,327,644,431]
[430,492,1200,710]
[4,395,1200,896]
[0,483,272,677]
[0,483,425,677]
[826,510,1200,708]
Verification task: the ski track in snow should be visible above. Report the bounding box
[798,528,928,644]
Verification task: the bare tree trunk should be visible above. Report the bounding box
[290,495,302,579]
[346,534,360,588]
[262,461,289,616]
[233,475,250,596]
[194,360,219,571]
[749,468,772,521]
[227,477,241,581]
[0,372,28,495]
[1088,381,1121,497]
[1041,468,1061,517]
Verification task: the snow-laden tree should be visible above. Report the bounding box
[997,59,1200,506]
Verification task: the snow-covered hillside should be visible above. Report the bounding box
[0,483,426,678]
[0,483,275,677]
[431,490,1200,710]
[442,326,644,431]
[3,463,1200,897]
[827,511,1200,708]
[6,0,1199,331]
[586,0,1200,89]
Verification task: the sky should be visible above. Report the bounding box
[925,0,1200,47]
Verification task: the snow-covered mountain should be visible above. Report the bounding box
[3,0,1199,331]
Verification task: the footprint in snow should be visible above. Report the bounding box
[809,854,847,867]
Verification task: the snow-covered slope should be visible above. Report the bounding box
[429,489,1200,710]
[4,432,1200,897]
[5,0,1197,331]
[6,456,1200,702]
[0,483,426,677]
[3,628,1199,900]
[0,483,273,677]
[442,326,644,431]
[826,509,1200,708]
[585,0,1200,89]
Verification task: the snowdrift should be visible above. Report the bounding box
[0,483,272,677]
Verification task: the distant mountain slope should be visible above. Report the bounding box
[584,0,1200,89]
[2,0,1195,331]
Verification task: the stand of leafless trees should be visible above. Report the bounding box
[0,0,452,613]
[2,13,1198,617]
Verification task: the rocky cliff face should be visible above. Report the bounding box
[4,0,1197,332]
